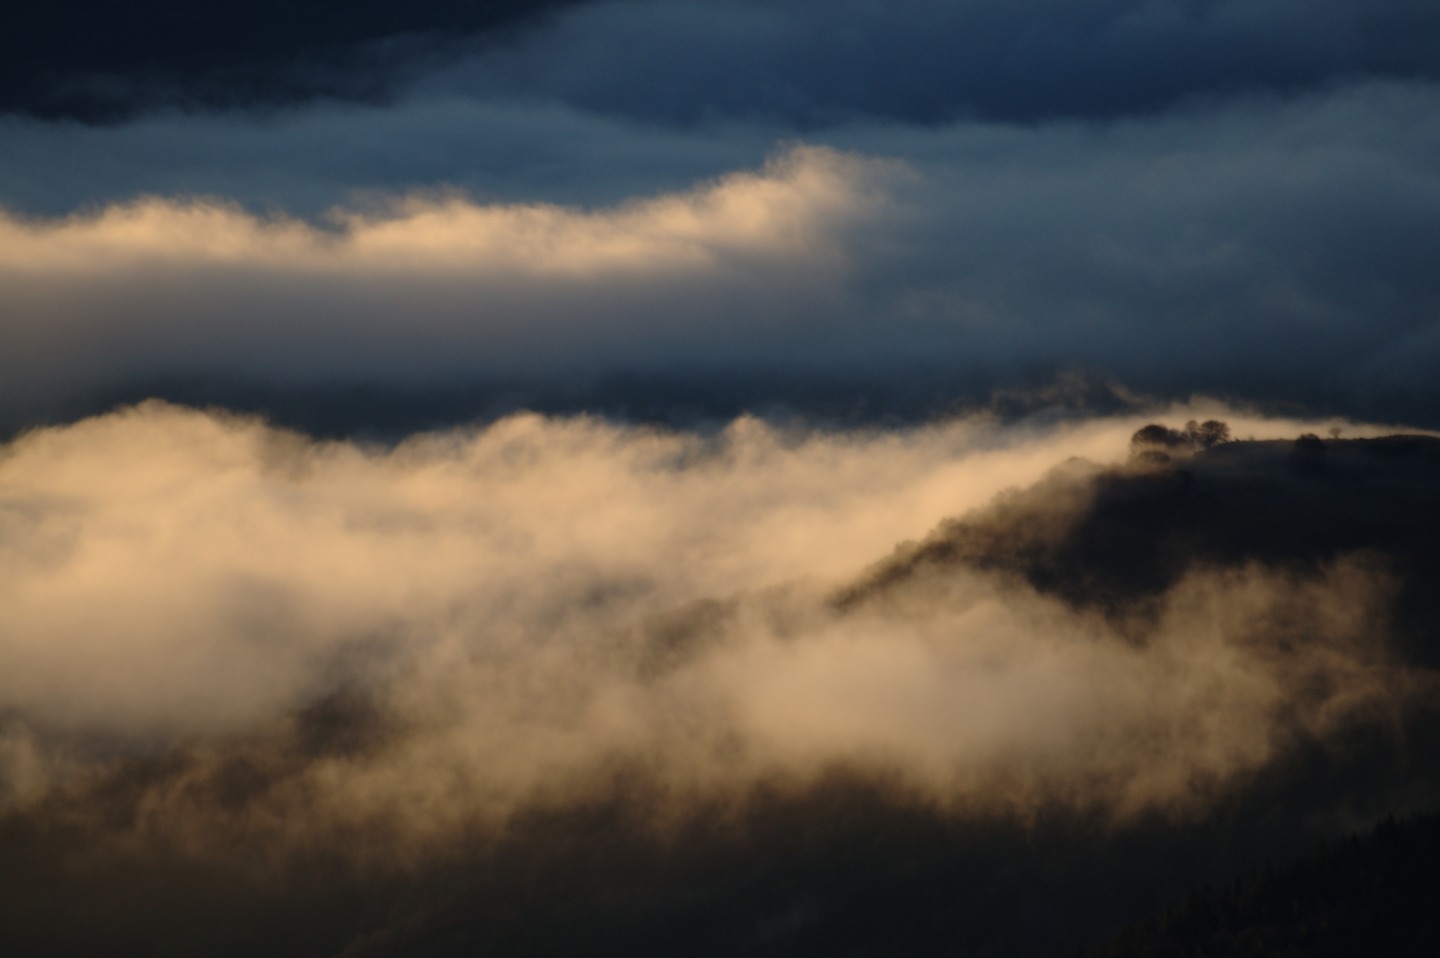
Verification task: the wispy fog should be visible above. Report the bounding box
[1,403,1425,862]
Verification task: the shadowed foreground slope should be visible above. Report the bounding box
[1091,812,1440,958]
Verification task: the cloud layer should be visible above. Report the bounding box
[2,403,1427,844]
[6,86,1440,428]
[2,402,1436,956]
[3,3,1438,428]
[8,0,1440,122]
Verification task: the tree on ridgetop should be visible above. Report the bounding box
[1131,420,1230,459]
[1130,424,1186,451]
[1189,420,1231,448]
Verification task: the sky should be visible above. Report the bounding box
[2,3,1439,955]
[2,0,1439,430]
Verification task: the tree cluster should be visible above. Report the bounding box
[1130,420,1231,454]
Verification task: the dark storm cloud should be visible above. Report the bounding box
[0,0,596,119]
[8,0,1440,124]
[418,0,1440,125]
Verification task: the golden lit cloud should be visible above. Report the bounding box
[0,401,1419,854]
[0,146,886,276]
[0,147,901,415]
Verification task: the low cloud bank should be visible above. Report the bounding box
[2,402,1436,955]
[1,403,1430,843]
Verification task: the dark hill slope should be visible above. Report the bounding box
[1090,812,1440,958]
[837,434,1440,659]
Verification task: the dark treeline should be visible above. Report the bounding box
[1090,812,1440,957]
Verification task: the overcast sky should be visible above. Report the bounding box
[3,0,1439,428]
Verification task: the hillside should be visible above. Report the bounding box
[1091,813,1440,957]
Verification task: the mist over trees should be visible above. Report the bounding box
[1,415,1436,957]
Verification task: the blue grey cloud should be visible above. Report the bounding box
[2,1,1438,430]
[3,80,1439,429]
